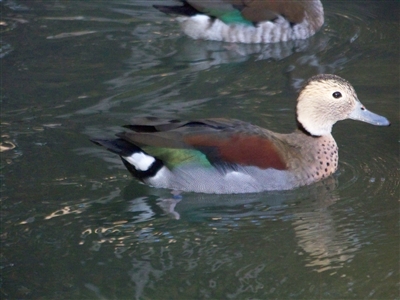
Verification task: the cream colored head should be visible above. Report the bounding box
[296,74,390,136]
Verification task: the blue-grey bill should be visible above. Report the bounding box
[348,101,390,126]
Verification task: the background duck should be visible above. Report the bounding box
[154,0,324,43]
[91,74,390,194]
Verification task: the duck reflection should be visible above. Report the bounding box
[64,173,367,298]
[119,174,359,271]
[69,19,357,119]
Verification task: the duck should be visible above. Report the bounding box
[153,0,324,44]
[91,74,390,194]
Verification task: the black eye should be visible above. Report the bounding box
[332,92,342,99]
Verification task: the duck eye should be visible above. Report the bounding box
[332,92,342,99]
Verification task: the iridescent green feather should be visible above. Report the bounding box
[204,9,253,25]
[143,147,212,169]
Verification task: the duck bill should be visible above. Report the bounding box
[348,101,390,126]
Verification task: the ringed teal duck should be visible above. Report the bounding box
[91,74,390,194]
[153,0,324,43]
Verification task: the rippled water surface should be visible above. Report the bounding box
[1,1,399,299]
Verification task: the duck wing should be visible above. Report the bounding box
[154,0,310,24]
[119,117,287,171]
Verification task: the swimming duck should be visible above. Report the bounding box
[153,0,324,43]
[91,74,390,194]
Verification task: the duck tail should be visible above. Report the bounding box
[90,138,163,180]
[153,1,199,17]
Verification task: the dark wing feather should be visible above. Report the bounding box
[119,118,287,170]
[153,1,200,16]
[154,0,310,24]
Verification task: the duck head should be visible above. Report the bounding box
[296,74,390,136]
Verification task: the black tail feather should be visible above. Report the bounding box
[90,138,141,157]
[91,138,164,180]
[153,1,199,17]
[121,157,164,181]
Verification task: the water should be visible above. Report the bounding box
[1,0,399,299]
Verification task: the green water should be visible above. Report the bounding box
[1,1,399,299]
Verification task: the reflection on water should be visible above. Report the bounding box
[60,9,363,119]
[35,176,363,298]
[1,0,398,299]
[293,198,359,273]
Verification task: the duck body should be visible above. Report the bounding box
[153,0,324,44]
[91,74,390,194]
[93,119,337,193]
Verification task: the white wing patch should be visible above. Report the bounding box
[123,152,155,171]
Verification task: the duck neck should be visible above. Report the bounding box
[296,120,321,138]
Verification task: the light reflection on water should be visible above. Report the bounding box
[1,0,399,299]
[32,168,387,298]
